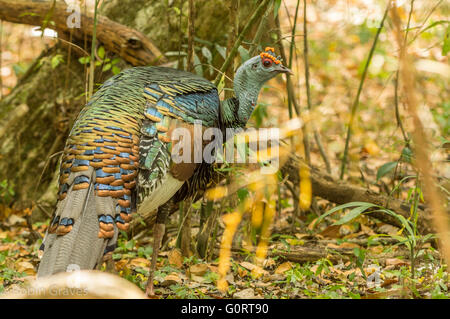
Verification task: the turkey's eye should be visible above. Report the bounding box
[262,59,273,68]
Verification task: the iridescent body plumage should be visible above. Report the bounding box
[38,48,292,284]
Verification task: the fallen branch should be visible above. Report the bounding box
[282,155,434,235]
[221,244,438,265]
[0,0,166,66]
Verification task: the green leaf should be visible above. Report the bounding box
[389,234,408,243]
[237,188,249,203]
[376,161,397,181]
[401,147,413,163]
[201,46,212,63]
[374,209,415,241]
[217,73,225,93]
[443,25,450,56]
[97,46,105,59]
[102,63,111,72]
[252,104,268,128]
[215,44,226,60]
[193,52,203,77]
[238,46,250,62]
[78,56,91,64]
[51,54,64,69]
[333,205,372,225]
[313,202,377,228]
[273,0,282,19]
[112,66,121,75]
[420,20,449,35]
[111,58,120,65]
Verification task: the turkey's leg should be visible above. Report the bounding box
[146,200,172,296]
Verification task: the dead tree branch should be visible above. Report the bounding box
[0,0,166,66]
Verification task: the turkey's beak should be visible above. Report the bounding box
[277,64,294,75]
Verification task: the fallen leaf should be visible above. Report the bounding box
[168,248,183,268]
[191,274,206,283]
[308,217,319,230]
[237,267,248,278]
[320,225,342,238]
[327,242,360,249]
[361,224,376,236]
[362,140,380,156]
[381,278,398,288]
[240,261,268,279]
[240,261,258,271]
[190,263,208,276]
[378,224,399,235]
[5,215,26,227]
[275,262,292,274]
[385,258,409,267]
[16,261,35,275]
[234,288,255,299]
[369,246,384,254]
[225,272,235,284]
[115,259,128,272]
[161,273,182,286]
[339,224,356,236]
[207,264,218,273]
[295,233,312,239]
[129,257,149,268]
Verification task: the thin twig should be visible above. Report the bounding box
[225,0,238,99]
[302,0,331,174]
[213,0,271,86]
[339,2,390,179]
[408,0,444,45]
[186,0,194,72]
[394,0,415,143]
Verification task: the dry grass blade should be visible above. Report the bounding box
[391,3,450,270]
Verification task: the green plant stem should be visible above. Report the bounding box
[339,2,390,180]
[0,20,2,100]
[285,0,300,119]
[88,0,99,100]
[274,14,310,164]
[394,0,415,143]
[302,0,331,174]
[225,0,238,99]
[249,1,273,57]
[213,0,270,86]
[289,0,300,70]
[186,0,195,72]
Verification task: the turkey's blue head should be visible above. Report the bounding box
[233,47,292,124]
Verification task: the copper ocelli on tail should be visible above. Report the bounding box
[37,168,119,277]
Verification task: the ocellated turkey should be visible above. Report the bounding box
[37,47,291,295]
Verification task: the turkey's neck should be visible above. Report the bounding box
[232,67,263,126]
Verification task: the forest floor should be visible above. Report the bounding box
[0,202,448,299]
